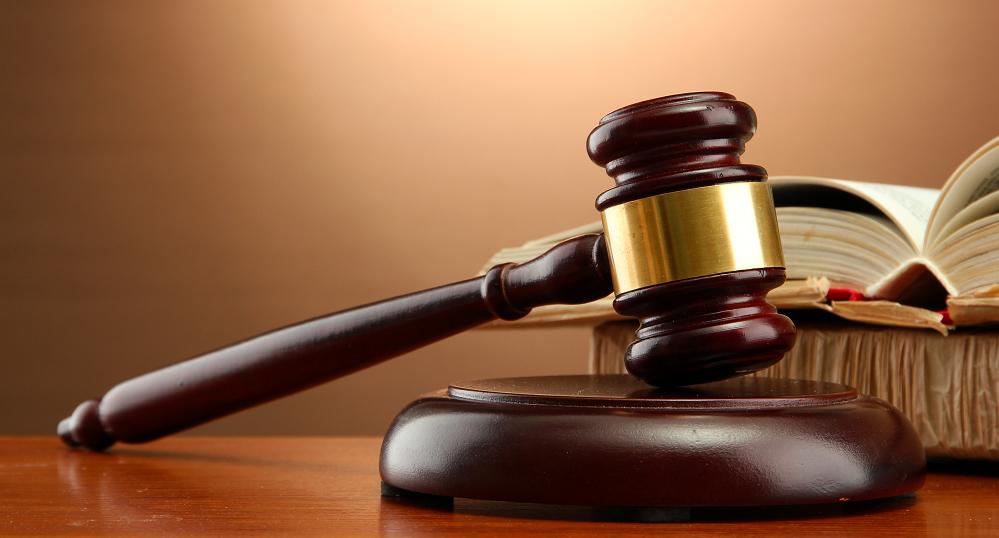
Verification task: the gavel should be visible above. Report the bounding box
[59,91,796,451]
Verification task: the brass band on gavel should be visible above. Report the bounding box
[600,181,785,295]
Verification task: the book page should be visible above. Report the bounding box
[928,214,999,295]
[770,176,940,251]
[925,135,999,248]
[932,189,999,246]
[948,283,999,326]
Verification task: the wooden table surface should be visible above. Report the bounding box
[2,437,998,536]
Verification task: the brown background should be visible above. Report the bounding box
[3,0,999,436]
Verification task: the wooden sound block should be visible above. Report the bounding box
[380,375,925,508]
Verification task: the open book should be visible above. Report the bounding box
[483,135,999,333]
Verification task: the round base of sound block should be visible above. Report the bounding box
[380,375,925,508]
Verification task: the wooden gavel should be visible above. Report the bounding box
[59,91,796,451]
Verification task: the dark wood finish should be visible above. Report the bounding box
[447,374,859,407]
[588,92,796,386]
[2,436,995,536]
[381,375,925,507]
[588,92,767,209]
[58,234,612,451]
[614,268,796,385]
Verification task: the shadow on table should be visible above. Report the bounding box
[379,490,917,523]
[928,458,999,477]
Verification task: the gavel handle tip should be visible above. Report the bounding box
[57,418,79,447]
[58,400,116,451]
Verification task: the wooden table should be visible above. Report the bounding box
[2,437,998,536]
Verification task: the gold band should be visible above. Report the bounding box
[600,181,784,294]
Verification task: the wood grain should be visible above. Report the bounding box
[2,437,998,536]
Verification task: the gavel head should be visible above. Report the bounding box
[588,91,796,387]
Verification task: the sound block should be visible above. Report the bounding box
[380,375,925,507]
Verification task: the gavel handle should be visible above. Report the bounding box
[58,234,612,451]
